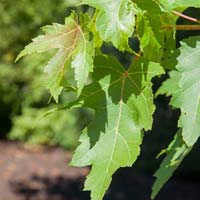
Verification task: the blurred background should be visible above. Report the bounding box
[0,1,200,200]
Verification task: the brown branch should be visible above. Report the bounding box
[162,25,200,30]
[172,10,200,24]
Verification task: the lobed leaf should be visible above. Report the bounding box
[158,36,200,146]
[70,55,164,200]
[16,12,94,102]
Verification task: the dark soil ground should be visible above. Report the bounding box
[0,141,200,200]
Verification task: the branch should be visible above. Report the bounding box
[172,10,200,24]
[162,25,200,30]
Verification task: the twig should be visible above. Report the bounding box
[172,10,200,24]
[162,25,200,30]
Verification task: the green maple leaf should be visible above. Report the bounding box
[69,55,164,200]
[16,12,94,102]
[157,36,200,146]
[151,130,191,199]
[81,0,136,51]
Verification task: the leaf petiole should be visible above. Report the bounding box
[172,10,200,24]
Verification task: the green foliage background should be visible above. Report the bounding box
[0,0,87,149]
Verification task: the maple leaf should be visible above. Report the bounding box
[81,0,136,51]
[157,36,200,146]
[69,55,164,200]
[16,12,94,102]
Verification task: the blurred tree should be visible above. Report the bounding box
[0,0,87,149]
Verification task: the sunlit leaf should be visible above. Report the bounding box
[81,0,136,51]
[17,12,94,102]
[157,36,200,146]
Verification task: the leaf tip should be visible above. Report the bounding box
[15,52,24,62]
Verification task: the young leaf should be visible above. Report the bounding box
[157,36,200,146]
[151,130,191,199]
[81,0,136,51]
[16,12,94,102]
[70,55,164,200]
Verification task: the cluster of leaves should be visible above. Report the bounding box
[17,0,200,199]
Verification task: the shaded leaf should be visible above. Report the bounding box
[70,55,164,200]
[135,0,176,62]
